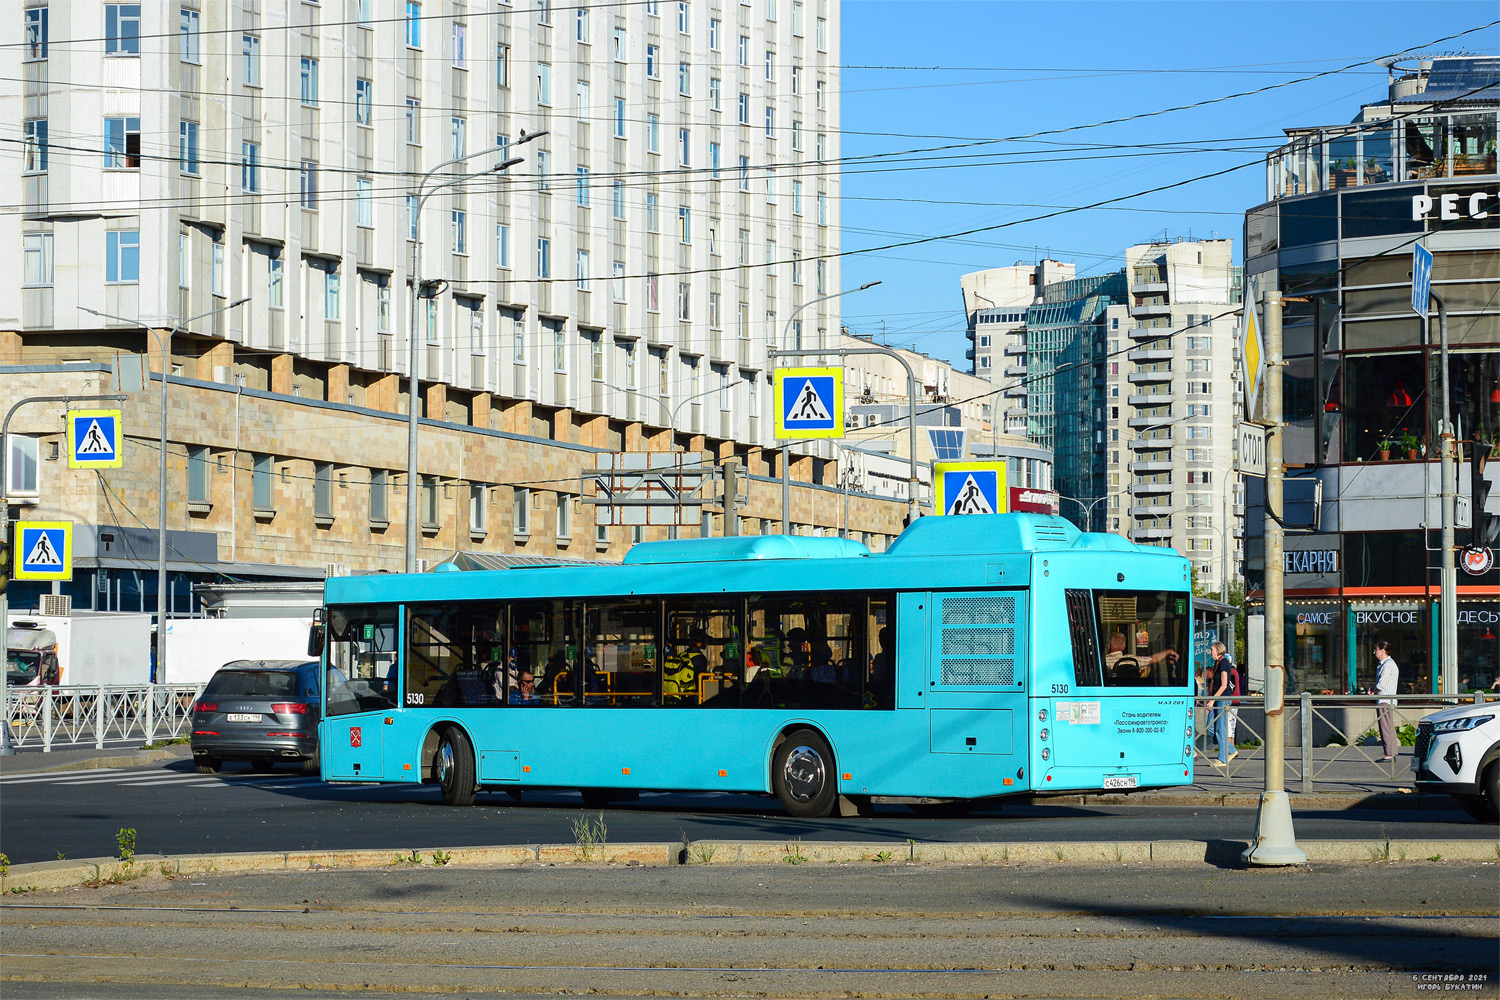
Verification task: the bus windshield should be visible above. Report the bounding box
[1068,589,1189,688]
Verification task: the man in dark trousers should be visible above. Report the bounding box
[1208,641,1235,767]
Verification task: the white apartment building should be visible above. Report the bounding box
[959,260,1073,435]
[5,0,840,456]
[1100,240,1244,595]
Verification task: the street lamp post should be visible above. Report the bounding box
[81,298,249,684]
[769,282,882,534]
[405,135,541,574]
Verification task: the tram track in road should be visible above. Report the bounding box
[2,865,1494,999]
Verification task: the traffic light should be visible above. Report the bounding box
[1475,443,1499,546]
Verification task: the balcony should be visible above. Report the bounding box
[1130,324,1175,340]
[1127,348,1173,363]
[1127,393,1171,407]
[1132,481,1173,495]
[1129,460,1173,474]
[1003,384,1027,398]
[1133,302,1171,317]
[1132,524,1174,541]
[964,348,975,361]
[1128,414,1173,429]
[1129,504,1173,519]
[1131,279,1168,295]
[1004,343,1027,356]
[1128,370,1173,385]
[1003,364,1026,378]
[1129,436,1173,451]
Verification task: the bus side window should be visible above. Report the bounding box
[406,604,506,708]
[325,608,400,717]
[1065,590,1102,688]
[584,599,659,707]
[511,599,576,706]
[662,599,742,708]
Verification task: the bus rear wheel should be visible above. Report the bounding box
[435,728,478,807]
[773,729,838,818]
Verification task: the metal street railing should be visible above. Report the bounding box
[1193,691,1489,793]
[4,684,205,752]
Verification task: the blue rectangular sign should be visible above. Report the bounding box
[780,374,837,431]
[1412,242,1432,321]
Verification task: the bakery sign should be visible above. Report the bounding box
[1283,549,1338,574]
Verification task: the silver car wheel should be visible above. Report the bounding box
[782,744,826,803]
[437,741,454,786]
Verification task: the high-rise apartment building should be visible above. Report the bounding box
[1101,241,1242,598]
[1,0,891,617]
[959,260,1073,435]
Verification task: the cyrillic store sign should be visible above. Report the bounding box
[1355,609,1420,625]
[1457,608,1499,625]
[1295,611,1337,625]
[1412,191,1493,221]
[1283,549,1338,574]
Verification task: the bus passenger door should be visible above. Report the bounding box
[925,591,1028,797]
[896,593,929,709]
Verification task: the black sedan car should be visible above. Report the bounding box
[190,660,321,775]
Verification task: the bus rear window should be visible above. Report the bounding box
[1065,589,1102,687]
[1096,590,1188,688]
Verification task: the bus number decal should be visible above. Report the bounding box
[1051,683,1069,695]
[406,692,425,706]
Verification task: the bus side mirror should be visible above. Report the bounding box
[308,609,327,658]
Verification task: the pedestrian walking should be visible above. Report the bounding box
[1208,642,1234,767]
[1371,640,1400,761]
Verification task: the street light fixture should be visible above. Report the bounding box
[772,281,882,534]
[405,132,544,574]
[81,297,249,684]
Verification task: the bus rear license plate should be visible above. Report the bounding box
[1103,775,1138,789]
[227,713,262,723]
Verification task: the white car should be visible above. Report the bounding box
[1413,702,1500,823]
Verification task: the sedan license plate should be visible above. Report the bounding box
[226,713,262,723]
[1103,775,1138,789]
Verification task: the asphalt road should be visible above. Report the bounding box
[1,758,1494,865]
[2,864,1496,998]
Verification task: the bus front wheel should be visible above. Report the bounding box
[436,728,478,807]
[773,729,838,818]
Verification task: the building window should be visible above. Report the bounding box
[420,476,439,528]
[646,192,660,231]
[678,206,691,244]
[242,33,260,85]
[646,44,659,78]
[590,335,604,379]
[536,237,550,279]
[513,488,530,535]
[179,7,200,62]
[709,77,721,112]
[612,180,625,219]
[738,34,748,66]
[300,57,318,106]
[765,47,774,80]
[575,4,588,40]
[792,0,803,34]
[612,25,625,60]
[178,120,199,174]
[647,113,660,152]
[707,217,719,255]
[613,261,626,302]
[646,273,659,313]
[178,232,190,288]
[104,116,141,169]
[576,166,590,206]
[676,281,691,321]
[791,119,802,150]
[24,6,47,60]
[553,329,567,371]
[105,230,140,284]
[6,436,38,497]
[406,195,419,239]
[370,470,389,522]
[679,61,691,95]
[556,495,573,540]
[576,249,590,291]
[709,141,720,178]
[405,99,420,143]
[23,119,46,173]
[241,141,260,191]
[614,97,626,137]
[378,283,390,332]
[678,0,689,33]
[22,233,53,287]
[212,240,225,296]
[709,291,721,329]
[512,315,525,362]
[405,0,422,47]
[356,178,373,227]
[816,16,826,51]
[536,149,550,189]
[299,160,317,209]
[679,127,691,166]
[765,106,775,138]
[324,268,341,321]
[105,4,141,55]
[496,223,511,267]
[267,254,283,308]
[709,17,720,48]
[469,485,488,534]
[739,156,749,190]
[252,454,274,511]
[451,210,467,254]
[314,463,333,519]
[792,179,802,215]
[538,0,551,24]
[496,43,510,87]
[738,92,749,125]
[184,446,210,504]
[536,61,552,105]
[452,22,466,68]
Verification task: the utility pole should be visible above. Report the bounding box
[1244,289,1305,866]
[722,459,741,536]
[1432,292,1457,696]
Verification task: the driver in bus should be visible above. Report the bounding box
[1104,632,1178,682]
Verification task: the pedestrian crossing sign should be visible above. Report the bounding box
[66,409,123,468]
[13,520,73,581]
[934,462,1007,517]
[774,367,844,440]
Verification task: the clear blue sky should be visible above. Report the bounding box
[837,0,1499,368]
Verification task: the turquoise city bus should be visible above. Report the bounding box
[314,514,1194,817]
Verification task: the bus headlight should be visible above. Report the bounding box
[1040,747,1050,761]
[1038,728,1048,741]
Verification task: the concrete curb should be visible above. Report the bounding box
[0,747,189,776]
[4,838,1494,892]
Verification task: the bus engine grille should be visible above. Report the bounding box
[939,595,1021,688]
